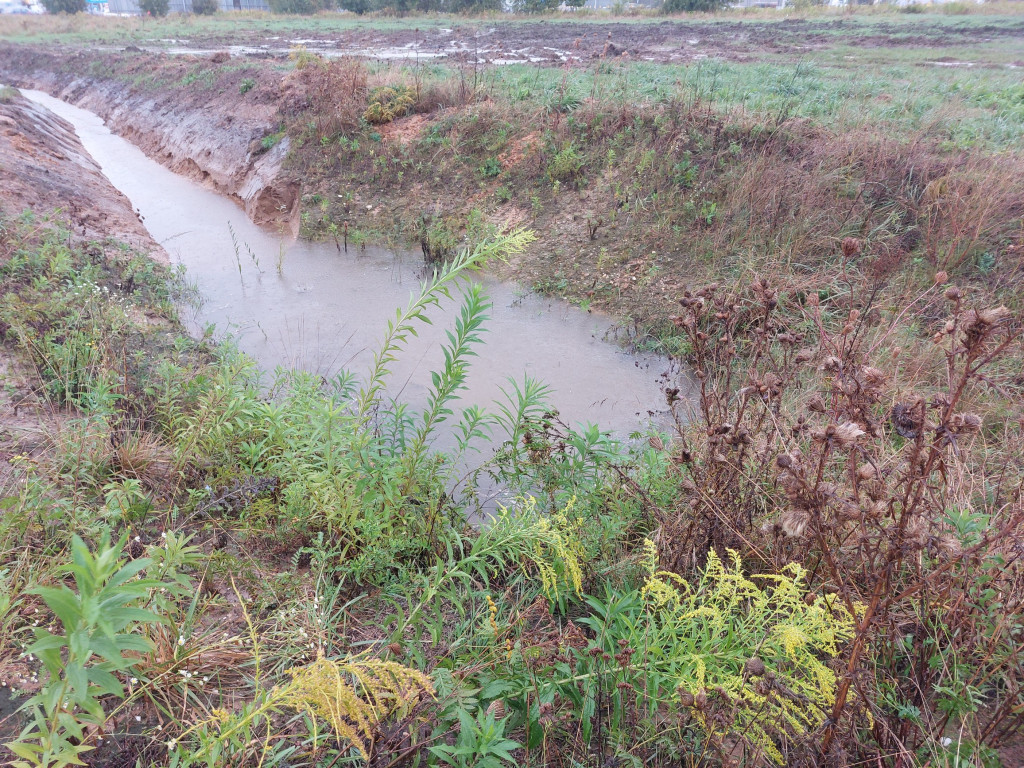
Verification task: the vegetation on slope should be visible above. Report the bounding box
[1,184,1022,768]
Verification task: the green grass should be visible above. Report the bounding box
[462,51,1024,150]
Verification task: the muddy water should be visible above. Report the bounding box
[23,89,687,443]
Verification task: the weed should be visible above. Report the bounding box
[364,84,414,126]
[546,142,583,186]
[6,534,185,768]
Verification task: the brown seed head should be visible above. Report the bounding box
[744,657,766,677]
[841,237,862,258]
[833,421,866,447]
[977,306,1010,325]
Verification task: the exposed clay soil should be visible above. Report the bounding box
[1,47,300,234]
[0,91,159,253]
[0,87,165,513]
[116,16,1024,65]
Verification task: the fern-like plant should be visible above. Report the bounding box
[283,655,434,759]
[172,654,433,765]
[354,229,535,426]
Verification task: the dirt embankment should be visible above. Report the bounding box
[0,88,160,254]
[0,47,300,235]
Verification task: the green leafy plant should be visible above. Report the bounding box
[480,157,502,179]
[6,533,173,768]
[547,143,583,186]
[429,708,520,768]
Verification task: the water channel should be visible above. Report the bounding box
[23,89,687,449]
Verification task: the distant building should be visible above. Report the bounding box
[0,0,44,12]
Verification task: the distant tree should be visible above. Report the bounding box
[268,0,321,12]
[563,0,586,8]
[662,0,728,11]
[139,0,170,13]
[510,0,559,12]
[41,0,85,12]
[447,0,501,10]
[374,0,412,13]
[336,0,369,11]
[191,0,218,14]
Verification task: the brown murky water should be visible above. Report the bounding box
[24,89,689,441]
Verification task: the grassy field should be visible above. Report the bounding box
[2,9,1024,768]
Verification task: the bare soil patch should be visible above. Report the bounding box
[0,92,158,253]
[123,16,1024,65]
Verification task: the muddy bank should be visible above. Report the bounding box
[0,88,160,254]
[0,48,299,234]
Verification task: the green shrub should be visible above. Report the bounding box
[364,85,415,125]
[662,0,728,11]
[40,0,85,12]
[139,0,169,15]
[239,77,256,95]
[508,0,558,12]
[268,0,325,14]
[191,0,218,13]
[547,142,583,185]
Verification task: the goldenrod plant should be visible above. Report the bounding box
[638,546,856,765]
[283,655,434,759]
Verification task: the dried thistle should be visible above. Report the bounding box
[781,508,811,538]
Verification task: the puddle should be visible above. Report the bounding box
[141,44,446,61]
[22,90,689,449]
